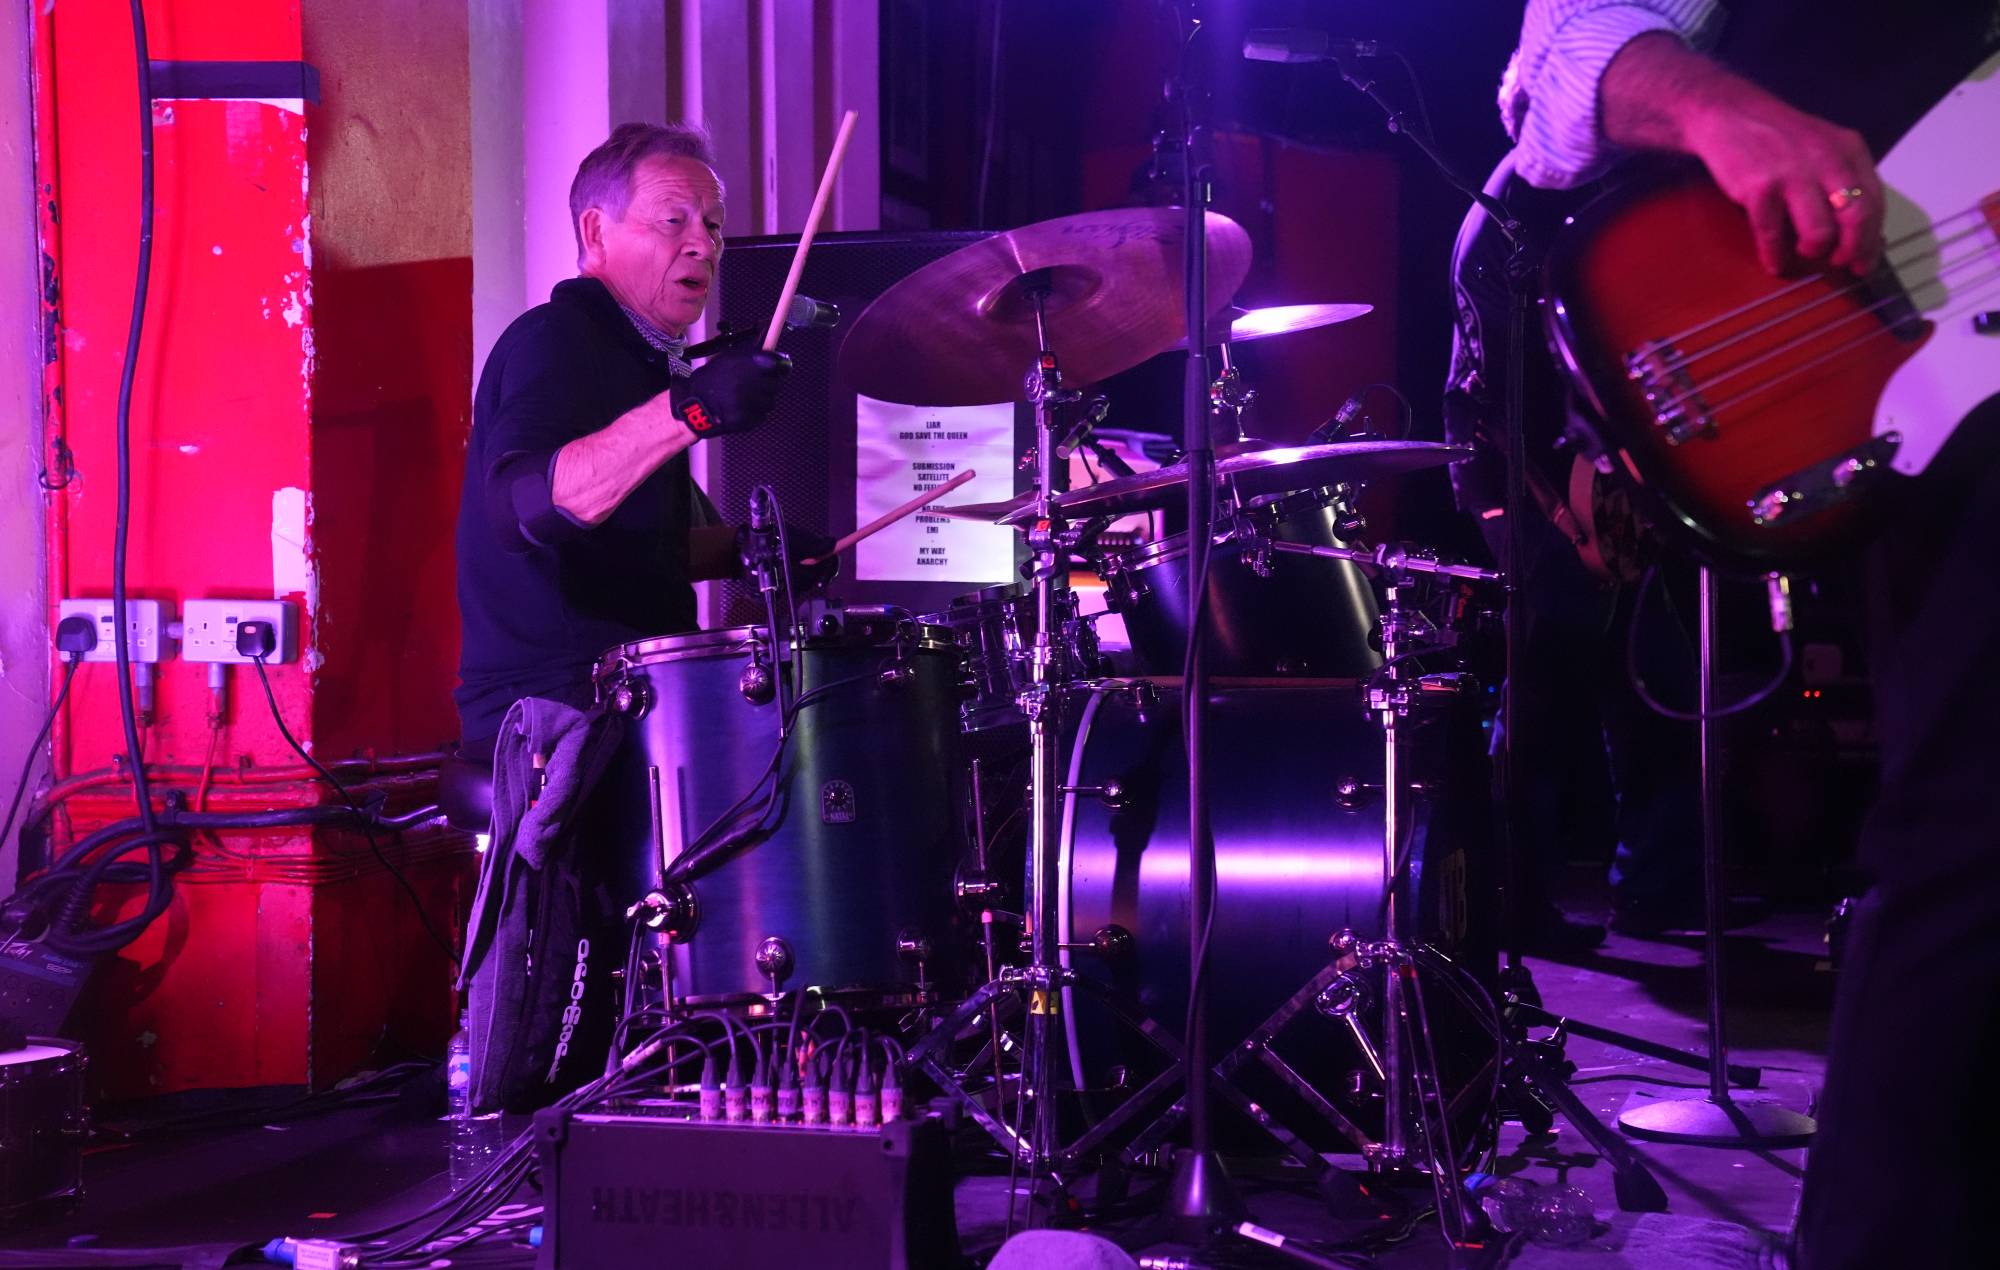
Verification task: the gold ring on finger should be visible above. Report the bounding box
[1827,186,1866,212]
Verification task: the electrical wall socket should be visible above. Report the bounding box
[57,598,171,663]
[180,598,300,664]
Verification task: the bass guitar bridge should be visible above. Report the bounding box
[1625,341,1716,445]
[1747,434,1901,526]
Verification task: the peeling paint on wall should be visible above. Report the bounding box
[271,484,316,613]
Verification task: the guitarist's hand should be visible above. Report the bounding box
[1601,32,1884,277]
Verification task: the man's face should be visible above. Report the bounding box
[580,154,726,337]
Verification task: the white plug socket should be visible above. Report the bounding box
[57,598,171,663]
[180,598,301,664]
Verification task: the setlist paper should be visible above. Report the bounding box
[854,394,1018,583]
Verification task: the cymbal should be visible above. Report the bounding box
[977,441,1470,524]
[1168,302,1374,350]
[841,208,1254,406]
[932,494,1034,522]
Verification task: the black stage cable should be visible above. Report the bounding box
[112,0,163,841]
[1626,566,1794,721]
[250,655,459,964]
[0,660,80,858]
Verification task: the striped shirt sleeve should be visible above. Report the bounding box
[1502,0,1722,189]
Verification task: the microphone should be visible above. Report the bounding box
[685,294,841,359]
[745,485,782,588]
[783,292,840,330]
[1242,28,1382,63]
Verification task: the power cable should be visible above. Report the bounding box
[250,655,459,964]
[0,660,80,861]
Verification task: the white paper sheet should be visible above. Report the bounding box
[854,394,1018,583]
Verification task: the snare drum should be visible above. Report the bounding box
[594,611,966,1007]
[0,1038,86,1225]
[1103,487,1382,677]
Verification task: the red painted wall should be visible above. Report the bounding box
[38,0,473,1095]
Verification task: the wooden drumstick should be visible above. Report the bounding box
[763,109,860,351]
[802,469,976,567]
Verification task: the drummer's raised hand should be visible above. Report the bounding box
[674,348,793,439]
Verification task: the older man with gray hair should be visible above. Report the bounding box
[454,122,822,761]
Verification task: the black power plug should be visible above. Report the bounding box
[55,615,97,659]
[235,619,279,661]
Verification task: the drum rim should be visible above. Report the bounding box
[596,620,960,679]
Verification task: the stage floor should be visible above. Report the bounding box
[1,901,1830,1269]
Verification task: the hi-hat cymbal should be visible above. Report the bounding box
[935,441,1469,525]
[1168,302,1374,350]
[841,207,1254,406]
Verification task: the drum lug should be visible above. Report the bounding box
[754,936,794,991]
[1060,923,1135,962]
[1060,779,1126,809]
[609,675,652,718]
[1333,776,1379,808]
[738,658,777,705]
[879,661,916,689]
[626,885,699,944]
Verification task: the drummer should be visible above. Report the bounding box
[453,122,832,762]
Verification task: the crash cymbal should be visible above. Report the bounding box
[990,440,1470,524]
[841,208,1254,406]
[1168,302,1374,350]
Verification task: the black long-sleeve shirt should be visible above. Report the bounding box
[454,277,704,746]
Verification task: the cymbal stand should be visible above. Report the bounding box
[1265,545,1673,1215]
[909,273,1102,1206]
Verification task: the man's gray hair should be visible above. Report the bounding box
[569,121,717,259]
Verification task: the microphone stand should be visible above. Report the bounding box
[1162,1,1243,1237]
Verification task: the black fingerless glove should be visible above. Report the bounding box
[673,349,793,439]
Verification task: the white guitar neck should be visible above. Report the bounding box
[1875,49,2000,474]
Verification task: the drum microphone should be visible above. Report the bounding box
[685,294,840,359]
[1242,28,1383,62]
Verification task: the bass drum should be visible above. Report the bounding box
[594,610,966,1007]
[1057,680,1495,1148]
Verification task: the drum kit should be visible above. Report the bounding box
[593,204,1519,1219]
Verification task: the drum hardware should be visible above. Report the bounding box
[737,659,777,705]
[625,887,699,941]
[955,871,1004,904]
[1059,924,1135,961]
[754,936,794,991]
[1058,780,1126,809]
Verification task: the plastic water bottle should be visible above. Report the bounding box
[446,1018,503,1188]
[1464,1173,1595,1246]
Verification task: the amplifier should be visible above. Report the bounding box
[532,1109,961,1270]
